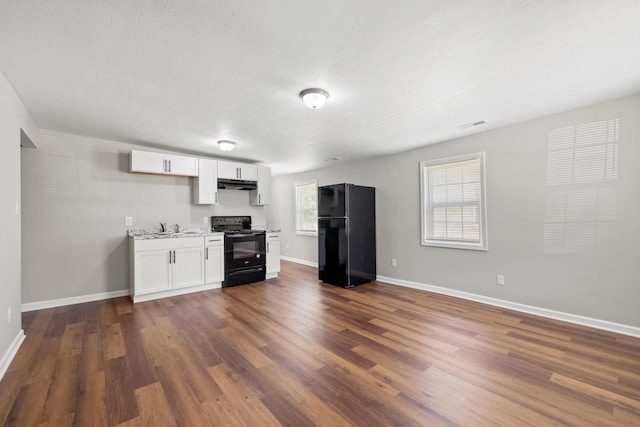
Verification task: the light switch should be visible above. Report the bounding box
[124,216,133,226]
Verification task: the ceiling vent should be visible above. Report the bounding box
[457,121,486,130]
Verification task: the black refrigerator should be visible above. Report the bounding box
[318,183,376,288]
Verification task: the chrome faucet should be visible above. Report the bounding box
[175,224,180,233]
[160,222,167,232]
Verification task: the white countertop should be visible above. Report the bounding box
[128,229,223,240]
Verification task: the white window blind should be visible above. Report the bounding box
[420,153,487,250]
[295,180,317,235]
[544,119,619,253]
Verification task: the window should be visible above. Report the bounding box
[420,152,487,250]
[295,180,317,236]
[544,119,619,254]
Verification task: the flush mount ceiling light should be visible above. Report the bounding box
[217,140,237,151]
[299,88,329,109]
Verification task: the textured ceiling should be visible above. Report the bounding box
[1,1,640,175]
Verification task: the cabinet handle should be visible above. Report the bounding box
[173,250,176,263]
[163,159,167,172]
[267,242,270,253]
[169,250,172,264]
[206,247,209,260]
[258,194,261,204]
[168,160,171,172]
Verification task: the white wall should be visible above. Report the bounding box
[267,94,640,328]
[21,130,266,304]
[0,69,39,374]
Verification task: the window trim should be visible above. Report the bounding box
[295,179,318,237]
[419,152,488,251]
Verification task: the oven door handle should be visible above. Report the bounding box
[227,232,264,238]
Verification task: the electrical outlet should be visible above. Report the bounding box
[496,274,505,286]
[124,216,133,226]
[7,306,11,323]
[203,216,209,224]
[391,258,397,267]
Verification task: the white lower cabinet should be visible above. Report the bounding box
[130,236,214,303]
[172,246,206,289]
[134,249,172,294]
[266,232,281,279]
[205,234,224,286]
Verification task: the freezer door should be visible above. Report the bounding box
[318,184,346,218]
[318,217,349,287]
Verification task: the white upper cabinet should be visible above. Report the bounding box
[239,164,258,181]
[130,150,164,174]
[131,150,198,177]
[217,160,257,181]
[194,158,218,204]
[250,166,271,205]
[167,154,199,176]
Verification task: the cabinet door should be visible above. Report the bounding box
[134,250,172,294]
[194,158,218,204]
[239,165,257,181]
[266,239,281,274]
[131,150,166,174]
[217,161,240,179]
[205,245,224,284]
[251,166,271,205]
[166,154,199,177]
[218,161,257,181]
[172,247,205,289]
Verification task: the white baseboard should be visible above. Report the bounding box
[0,329,25,382]
[132,282,221,303]
[21,289,131,312]
[377,275,640,339]
[281,256,318,268]
[18,265,639,338]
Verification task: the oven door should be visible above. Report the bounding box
[224,232,266,271]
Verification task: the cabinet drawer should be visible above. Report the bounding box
[133,236,204,252]
[266,233,280,242]
[205,234,224,246]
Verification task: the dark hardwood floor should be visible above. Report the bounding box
[1,260,639,426]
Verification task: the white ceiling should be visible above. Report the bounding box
[1,1,639,175]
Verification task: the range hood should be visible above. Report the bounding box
[217,178,257,190]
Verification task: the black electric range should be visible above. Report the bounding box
[211,216,266,287]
